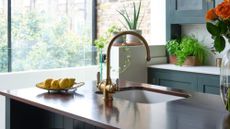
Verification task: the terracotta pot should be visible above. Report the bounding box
[169,55,177,64]
[183,56,201,66]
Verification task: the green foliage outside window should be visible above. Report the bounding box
[0,10,93,72]
[0,12,7,72]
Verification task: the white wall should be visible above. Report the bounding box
[0,66,98,129]
[150,0,166,45]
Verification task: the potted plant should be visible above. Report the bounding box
[94,36,107,79]
[107,25,124,44]
[166,36,208,66]
[94,25,123,78]
[166,39,180,64]
[117,1,143,45]
[107,25,121,35]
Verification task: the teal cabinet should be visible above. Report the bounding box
[166,0,223,40]
[7,98,104,129]
[148,69,197,91]
[169,0,214,24]
[198,74,220,95]
[148,68,220,95]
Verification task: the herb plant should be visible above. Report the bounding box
[166,39,180,55]
[94,36,107,49]
[107,25,121,34]
[166,36,208,66]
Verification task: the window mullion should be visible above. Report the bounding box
[92,0,97,65]
[7,0,12,72]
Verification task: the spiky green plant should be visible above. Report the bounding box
[117,1,142,30]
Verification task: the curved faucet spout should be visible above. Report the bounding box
[97,31,151,101]
[106,31,151,83]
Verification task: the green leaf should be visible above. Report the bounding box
[117,2,141,30]
[117,10,132,29]
[218,20,228,34]
[135,1,141,30]
[119,19,129,30]
[133,2,137,29]
[214,36,225,52]
[166,39,180,55]
[206,22,220,36]
[123,7,132,28]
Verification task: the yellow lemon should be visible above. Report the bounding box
[68,78,76,88]
[58,78,62,82]
[44,79,53,89]
[50,80,60,89]
[59,78,70,89]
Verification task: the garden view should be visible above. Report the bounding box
[0,0,95,72]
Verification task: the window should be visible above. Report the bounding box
[0,0,96,72]
[0,0,7,72]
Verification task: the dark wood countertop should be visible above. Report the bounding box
[0,80,229,129]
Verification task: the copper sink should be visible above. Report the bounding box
[96,86,190,104]
[113,89,185,104]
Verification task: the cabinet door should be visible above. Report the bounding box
[169,0,214,23]
[198,74,220,95]
[148,68,197,91]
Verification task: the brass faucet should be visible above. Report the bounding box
[97,31,151,101]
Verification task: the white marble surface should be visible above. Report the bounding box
[148,64,220,75]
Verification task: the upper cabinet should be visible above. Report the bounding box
[166,0,223,40]
[168,0,214,24]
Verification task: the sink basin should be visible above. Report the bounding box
[113,89,185,104]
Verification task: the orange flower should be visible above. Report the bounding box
[215,1,230,19]
[206,8,217,21]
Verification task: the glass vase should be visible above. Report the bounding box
[99,48,103,79]
[220,48,230,111]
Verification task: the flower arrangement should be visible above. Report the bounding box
[206,0,230,52]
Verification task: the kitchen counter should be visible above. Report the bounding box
[0,80,229,129]
[148,64,220,75]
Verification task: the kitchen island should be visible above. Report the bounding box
[0,80,229,129]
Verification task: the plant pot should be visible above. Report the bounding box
[126,30,142,45]
[112,32,125,46]
[169,55,177,64]
[183,56,200,66]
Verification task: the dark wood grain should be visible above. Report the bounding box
[0,80,229,129]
